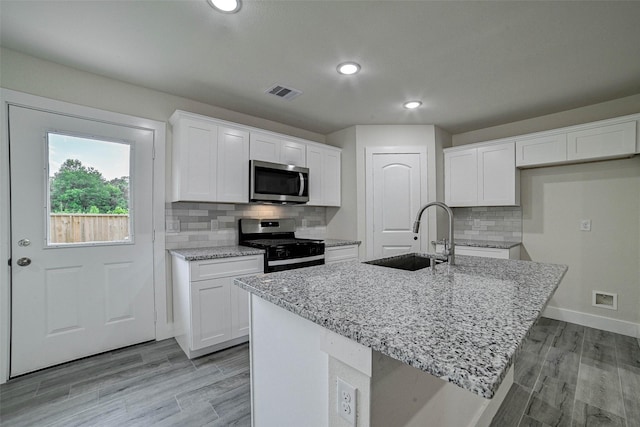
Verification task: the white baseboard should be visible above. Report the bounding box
[543,306,640,338]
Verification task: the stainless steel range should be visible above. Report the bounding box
[238,218,325,273]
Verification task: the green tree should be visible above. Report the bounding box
[50,159,129,214]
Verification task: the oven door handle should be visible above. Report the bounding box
[268,254,324,267]
[298,172,305,197]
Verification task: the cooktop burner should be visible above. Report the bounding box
[238,218,325,273]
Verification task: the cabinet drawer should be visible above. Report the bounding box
[516,134,567,167]
[325,245,358,264]
[190,255,263,282]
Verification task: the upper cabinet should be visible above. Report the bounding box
[307,144,341,207]
[250,132,306,167]
[516,116,638,168]
[567,121,636,161]
[170,110,341,205]
[445,141,519,207]
[171,111,249,203]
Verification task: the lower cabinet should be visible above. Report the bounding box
[172,254,263,358]
[325,244,359,264]
[436,244,520,260]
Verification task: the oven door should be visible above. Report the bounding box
[250,160,309,204]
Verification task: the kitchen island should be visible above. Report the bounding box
[235,255,567,427]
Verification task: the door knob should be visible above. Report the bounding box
[16,257,31,267]
[413,236,418,241]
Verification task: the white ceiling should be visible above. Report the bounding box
[1,1,639,135]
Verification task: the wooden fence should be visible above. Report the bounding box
[50,214,130,244]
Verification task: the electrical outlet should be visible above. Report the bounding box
[166,220,180,233]
[337,377,356,425]
[210,220,219,230]
[580,219,591,232]
[301,218,308,227]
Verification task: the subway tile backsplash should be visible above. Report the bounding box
[452,206,522,242]
[165,202,327,249]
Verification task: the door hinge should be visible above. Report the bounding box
[152,230,156,242]
[7,258,11,267]
[152,145,156,160]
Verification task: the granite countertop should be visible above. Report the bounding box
[433,239,521,249]
[235,255,567,399]
[169,246,264,261]
[323,239,361,247]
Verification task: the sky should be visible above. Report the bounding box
[48,133,130,180]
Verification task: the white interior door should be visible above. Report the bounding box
[9,105,155,376]
[367,151,425,258]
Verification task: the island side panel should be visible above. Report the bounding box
[250,295,329,426]
[370,351,514,427]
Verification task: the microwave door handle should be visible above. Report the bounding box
[299,172,305,196]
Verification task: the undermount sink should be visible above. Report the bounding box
[364,253,442,271]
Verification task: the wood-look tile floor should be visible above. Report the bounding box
[491,317,640,427]
[1,318,638,426]
[0,340,251,426]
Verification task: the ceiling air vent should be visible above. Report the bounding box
[265,84,302,101]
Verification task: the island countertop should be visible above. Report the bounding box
[235,255,567,399]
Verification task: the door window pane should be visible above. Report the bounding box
[47,133,132,246]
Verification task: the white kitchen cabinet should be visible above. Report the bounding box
[172,254,262,359]
[444,141,519,207]
[512,115,639,169]
[250,132,306,167]
[307,144,341,206]
[170,111,249,203]
[516,133,567,167]
[445,149,478,206]
[567,121,636,161]
[325,244,358,264]
[436,244,520,260]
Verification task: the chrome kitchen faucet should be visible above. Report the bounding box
[413,201,455,265]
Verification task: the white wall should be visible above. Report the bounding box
[0,47,326,381]
[451,97,640,332]
[326,125,450,259]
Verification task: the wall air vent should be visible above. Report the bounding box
[265,84,302,101]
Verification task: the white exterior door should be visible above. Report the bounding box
[9,105,155,376]
[368,151,425,258]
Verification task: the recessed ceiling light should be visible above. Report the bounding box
[403,101,422,109]
[337,62,361,75]
[207,0,241,13]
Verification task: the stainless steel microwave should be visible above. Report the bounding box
[250,160,309,204]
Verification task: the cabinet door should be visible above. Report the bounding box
[567,121,636,161]
[281,139,306,167]
[173,118,218,202]
[307,146,341,207]
[516,134,567,167]
[231,283,250,339]
[306,146,324,205]
[478,142,518,206]
[190,278,232,350]
[217,126,249,203]
[445,149,478,206]
[250,132,281,163]
[323,150,341,207]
